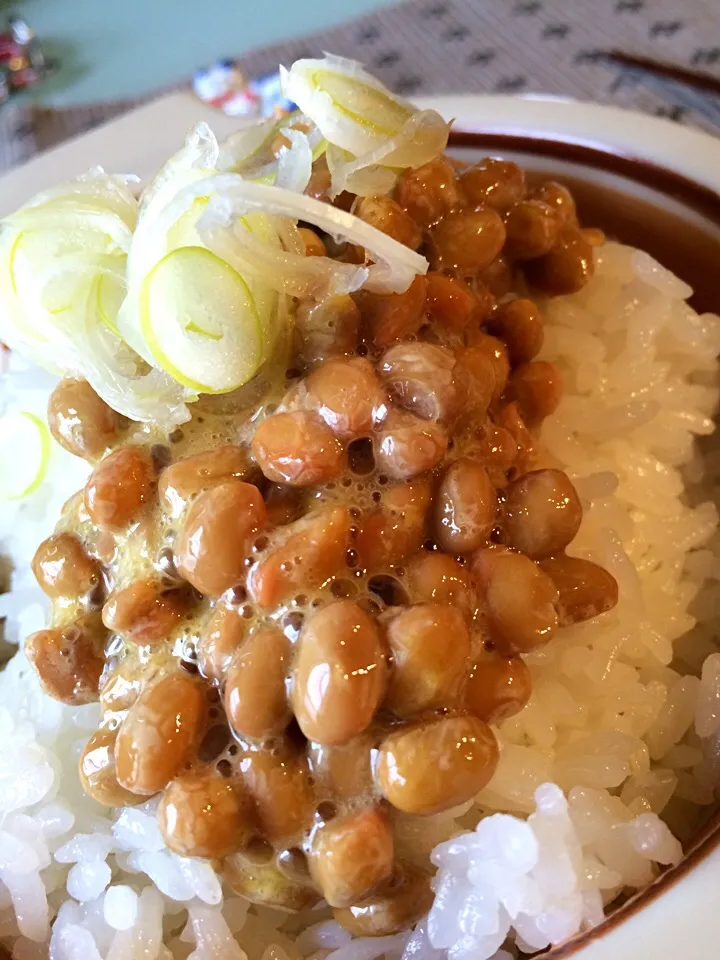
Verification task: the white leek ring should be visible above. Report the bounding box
[138,245,263,394]
[0,411,52,499]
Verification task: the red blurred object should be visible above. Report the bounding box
[0,15,48,99]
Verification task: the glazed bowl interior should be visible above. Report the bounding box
[447,133,720,317]
[442,101,720,957]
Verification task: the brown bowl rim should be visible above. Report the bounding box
[448,129,720,231]
[448,127,720,956]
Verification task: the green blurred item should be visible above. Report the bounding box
[21,0,398,106]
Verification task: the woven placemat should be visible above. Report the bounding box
[1,0,719,173]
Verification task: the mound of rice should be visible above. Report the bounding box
[1,242,719,960]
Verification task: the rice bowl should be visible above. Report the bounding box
[0,57,719,960]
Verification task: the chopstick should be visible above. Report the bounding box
[605,51,720,98]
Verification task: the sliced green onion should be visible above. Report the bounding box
[0,410,52,500]
[310,68,410,137]
[166,196,210,250]
[312,136,328,162]
[138,245,263,394]
[8,230,23,297]
[95,273,125,335]
[281,55,448,197]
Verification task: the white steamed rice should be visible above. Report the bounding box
[1,241,720,960]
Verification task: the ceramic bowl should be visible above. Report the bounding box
[420,92,720,959]
[1,90,719,959]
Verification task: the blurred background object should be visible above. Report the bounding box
[0,12,51,102]
[15,0,397,105]
[192,61,295,117]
